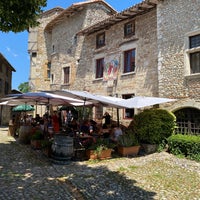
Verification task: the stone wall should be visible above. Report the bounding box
[72,10,158,125]
[157,0,200,100]
[75,10,158,98]
[48,4,113,91]
[0,55,14,125]
[29,8,64,92]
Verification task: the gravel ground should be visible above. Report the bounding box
[0,126,199,200]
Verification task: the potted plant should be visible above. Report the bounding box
[30,129,44,149]
[132,109,176,154]
[86,138,116,160]
[117,130,140,156]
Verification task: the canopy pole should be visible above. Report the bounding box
[117,108,119,127]
[82,97,86,120]
[35,101,38,118]
[24,102,27,124]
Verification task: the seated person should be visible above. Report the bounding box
[80,119,90,134]
[110,126,123,143]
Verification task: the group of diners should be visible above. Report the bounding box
[26,110,124,147]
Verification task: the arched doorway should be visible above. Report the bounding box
[174,107,200,134]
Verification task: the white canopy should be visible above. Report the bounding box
[121,96,177,109]
[1,92,88,106]
[1,91,177,110]
[43,90,126,109]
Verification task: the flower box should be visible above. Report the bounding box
[118,145,140,157]
[86,149,112,160]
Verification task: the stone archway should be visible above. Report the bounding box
[174,107,200,134]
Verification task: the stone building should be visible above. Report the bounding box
[28,0,200,133]
[0,53,16,125]
[28,0,116,92]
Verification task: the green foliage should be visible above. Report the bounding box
[167,134,200,161]
[88,138,116,155]
[41,139,52,148]
[0,0,47,32]
[31,129,43,140]
[118,130,139,147]
[18,82,30,93]
[131,108,176,144]
[76,107,93,120]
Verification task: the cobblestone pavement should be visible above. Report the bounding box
[0,126,200,200]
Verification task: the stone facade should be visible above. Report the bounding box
[28,1,115,92]
[28,0,200,129]
[157,0,200,111]
[28,7,64,91]
[0,53,16,125]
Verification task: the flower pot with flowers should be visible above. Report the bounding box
[86,138,116,160]
[117,130,140,157]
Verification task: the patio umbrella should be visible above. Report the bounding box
[43,90,127,108]
[43,90,128,120]
[122,96,177,109]
[1,92,89,118]
[5,92,86,106]
[12,104,35,112]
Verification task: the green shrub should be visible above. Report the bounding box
[87,138,116,155]
[167,134,200,161]
[130,108,176,144]
[118,130,139,147]
[31,129,44,140]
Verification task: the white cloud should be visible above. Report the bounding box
[6,46,18,57]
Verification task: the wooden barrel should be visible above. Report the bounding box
[18,125,32,144]
[51,134,74,162]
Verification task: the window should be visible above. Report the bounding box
[4,81,9,94]
[6,67,9,76]
[96,58,104,79]
[96,32,105,48]
[51,74,54,84]
[32,52,37,57]
[52,45,55,53]
[0,79,2,93]
[47,62,51,79]
[122,94,135,119]
[124,49,136,73]
[0,64,2,72]
[189,34,200,74]
[124,21,135,37]
[63,67,70,84]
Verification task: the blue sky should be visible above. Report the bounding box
[0,0,140,90]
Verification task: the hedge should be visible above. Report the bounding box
[167,134,200,161]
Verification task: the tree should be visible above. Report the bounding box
[0,0,47,33]
[18,82,30,93]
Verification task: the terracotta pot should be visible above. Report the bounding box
[118,145,140,157]
[86,149,112,160]
[31,140,43,149]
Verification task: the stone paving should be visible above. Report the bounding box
[0,126,200,200]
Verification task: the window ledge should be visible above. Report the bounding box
[61,83,70,86]
[94,46,106,54]
[185,46,200,53]
[121,71,136,76]
[119,37,139,47]
[51,52,58,56]
[185,73,200,80]
[93,77,103,82]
